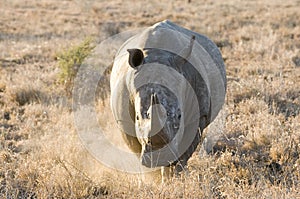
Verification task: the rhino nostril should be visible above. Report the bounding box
[146,139,152,146]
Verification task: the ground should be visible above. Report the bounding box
[0,0,300,198]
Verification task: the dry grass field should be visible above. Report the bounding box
[1,0,300,198]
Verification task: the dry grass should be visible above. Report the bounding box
[0,0,300,198]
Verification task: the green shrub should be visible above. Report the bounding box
[57,37,95,95]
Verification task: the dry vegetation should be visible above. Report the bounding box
[1,0,300,198]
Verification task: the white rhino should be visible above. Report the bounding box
[110,20,226,173]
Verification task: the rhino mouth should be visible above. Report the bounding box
[141,143,179,168]
[141,147,169,168]
[142,153,162,168]
[140,129,178,167]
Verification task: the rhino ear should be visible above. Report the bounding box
[127,48,144,69]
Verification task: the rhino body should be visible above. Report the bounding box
[110,20,226,172]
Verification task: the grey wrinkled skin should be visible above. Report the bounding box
[132,49,210,171]
[110,20,226,173]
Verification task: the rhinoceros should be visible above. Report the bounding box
[110,20,226,173]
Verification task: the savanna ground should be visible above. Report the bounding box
[0,0,300,198]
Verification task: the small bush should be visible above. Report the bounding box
[56,37,95,95]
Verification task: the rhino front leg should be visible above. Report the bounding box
[174,128,201,175]
[174,158,188,176]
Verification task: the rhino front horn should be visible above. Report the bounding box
[127,48,144,69]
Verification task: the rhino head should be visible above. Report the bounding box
[127,48,186,167]
[135,84,182,167]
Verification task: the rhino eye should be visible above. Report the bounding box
[167,112,175,117]
[173,123,179,129]
[178,114,181,119]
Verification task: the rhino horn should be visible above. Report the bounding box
[172,35,195,69]
[127,48,144,69]
[149,93,166,137]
